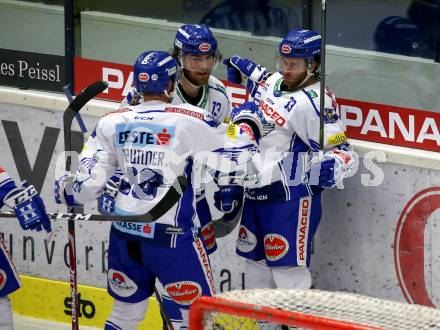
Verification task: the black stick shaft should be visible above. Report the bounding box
[154,287,174,330]
[64,107,79,330]
[62,80,108,330]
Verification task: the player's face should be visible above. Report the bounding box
[181,54,215,85]
[277,57,308,89]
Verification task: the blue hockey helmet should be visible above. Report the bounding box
[278,29,321,59]
[133,51,177,94]
[174,24,218,55]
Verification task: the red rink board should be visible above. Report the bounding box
[74,57,440,152]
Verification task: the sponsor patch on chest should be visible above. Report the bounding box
[260,99,286,126]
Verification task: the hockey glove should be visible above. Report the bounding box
[223,58,242,84]
[54,173,81,207]
[246,78,262,103]
[223,56,270,83]
[98,172,122,215]
[308,150,355,188]
[231,102,274,141]
[120,88,143,107]
[4,181,51,232]
[214,184,244,215]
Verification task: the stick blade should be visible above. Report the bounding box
[63,80,108,130]
[68,80,108,114]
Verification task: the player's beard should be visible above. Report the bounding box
[282,70,309,91]
[182,68,210,86]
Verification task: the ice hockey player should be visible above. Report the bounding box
[172,23,230,123]
[110,24,233,329]
[124,24,230,124]
[54,50,264,330]
[118,23,232,257]
[0,167,51,330]
[223,29,355,301]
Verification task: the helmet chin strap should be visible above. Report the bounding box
[290,62,318,90]
[295,71,314,89]
[164,89,174,103]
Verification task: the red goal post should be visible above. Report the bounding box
[189,289,440,329]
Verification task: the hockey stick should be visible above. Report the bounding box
[61,84,88,330]
[213,208,241,238]
[62,82,88,330]
[64,81,189,330]
[319,0,327,151]
[154,287,175,330]
[0,176,187,222]
[63,84,87,133]
[64,80,108,330]
[60,81,188,330]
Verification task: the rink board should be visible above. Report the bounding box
[10,275,162,329]
[1,86,440,326]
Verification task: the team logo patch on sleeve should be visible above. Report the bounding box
[108,269,138,297]
[165,281,201,305]
[264,234,289,261]
[323,106,339,124]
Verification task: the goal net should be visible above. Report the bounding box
[189,288,440,329]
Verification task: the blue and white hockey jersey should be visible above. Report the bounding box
[246,72,353,201]
[72,101,256,245]
[174,76,231,123]
[122,75,231,124]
